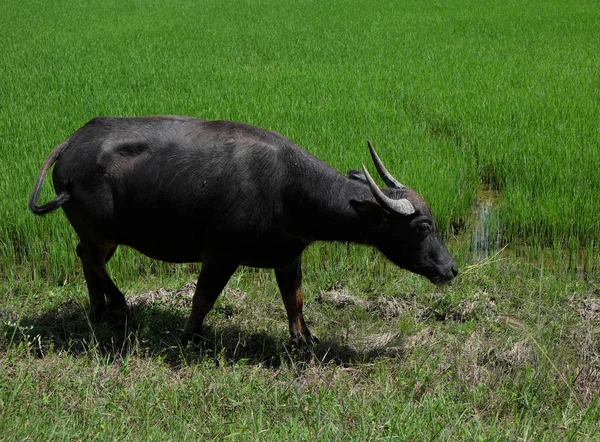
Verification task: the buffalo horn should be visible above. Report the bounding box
[367,141,405,189]
[362,165,416,216]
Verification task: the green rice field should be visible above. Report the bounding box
[1,0,599,439]
[1,0,599,282]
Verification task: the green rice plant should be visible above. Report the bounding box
[1,0,599,282]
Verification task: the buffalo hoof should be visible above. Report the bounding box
[290,332,319,347]
[89,307,107,323]
[104,305,131,326]
[89,305,130,327]
[179,331,204,347]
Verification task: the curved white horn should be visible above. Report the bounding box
[367,141,405,189]
[362,165,415,216]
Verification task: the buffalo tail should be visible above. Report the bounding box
[28,139,71,215]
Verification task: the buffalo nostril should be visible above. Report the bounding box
[451,264,458,277]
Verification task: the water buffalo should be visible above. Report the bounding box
[29,116,457,344]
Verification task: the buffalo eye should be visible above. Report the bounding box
[418,221,432,235]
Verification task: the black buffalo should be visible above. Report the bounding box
[29,116,457,344]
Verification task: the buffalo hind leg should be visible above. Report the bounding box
[275,258,317,345]
[101,245,127,313]
[180,258,238,345]
[76,241,128,323]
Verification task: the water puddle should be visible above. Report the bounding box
[471,185,503,264]
[465,185,598,274]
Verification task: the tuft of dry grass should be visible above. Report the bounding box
[577,298,600,324]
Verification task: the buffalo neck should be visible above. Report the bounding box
[285,168,374,245]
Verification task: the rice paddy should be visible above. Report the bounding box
[1,0,599,282]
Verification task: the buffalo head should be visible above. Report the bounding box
[349,143,458,284]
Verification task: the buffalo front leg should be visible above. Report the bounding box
[180,259,238,345]
[76,241,128,323]
[275,258,317,345]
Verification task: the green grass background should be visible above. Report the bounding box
[1,0,600,439]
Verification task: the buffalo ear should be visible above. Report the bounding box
[347,169,367,183]
[350,199,388,226]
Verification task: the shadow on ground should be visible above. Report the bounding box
[1,298,404,369]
